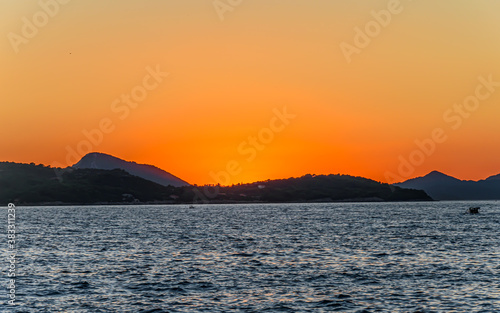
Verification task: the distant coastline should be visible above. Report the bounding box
[5,152,500,206]
[0,158,432,206]
[8,197,437,207]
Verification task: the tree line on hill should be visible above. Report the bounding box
[0,162,431,205]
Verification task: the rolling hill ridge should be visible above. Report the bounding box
[73,152,190,187]
[395,171,500,200]
[0,154,432,205]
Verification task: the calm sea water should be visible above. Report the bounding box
[2,202,500,312]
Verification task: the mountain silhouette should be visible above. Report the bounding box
[213,174,432,203]
[395,171,500,200]
[73,152,190,187]
[485,173,500,181]
[0,162,180,205]
[0,161,431,205]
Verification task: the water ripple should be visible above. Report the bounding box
[2,201,500,312]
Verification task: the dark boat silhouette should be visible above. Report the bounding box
[468,207,480,214]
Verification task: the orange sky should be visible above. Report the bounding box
[2,0,500,185]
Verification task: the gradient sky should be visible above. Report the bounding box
[2,0,500,185]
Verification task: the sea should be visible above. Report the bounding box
[2,201,499,312]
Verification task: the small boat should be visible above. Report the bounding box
[468,207,480,214]
[189,205,195,209]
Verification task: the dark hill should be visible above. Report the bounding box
[395,171,500,200]
[0,162,179,205]
[203,174,432,203]
[73,152,190,187]
[0,162,432,205]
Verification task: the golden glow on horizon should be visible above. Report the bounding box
[2,0,500,185]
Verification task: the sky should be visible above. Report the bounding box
[2,0,500,186]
